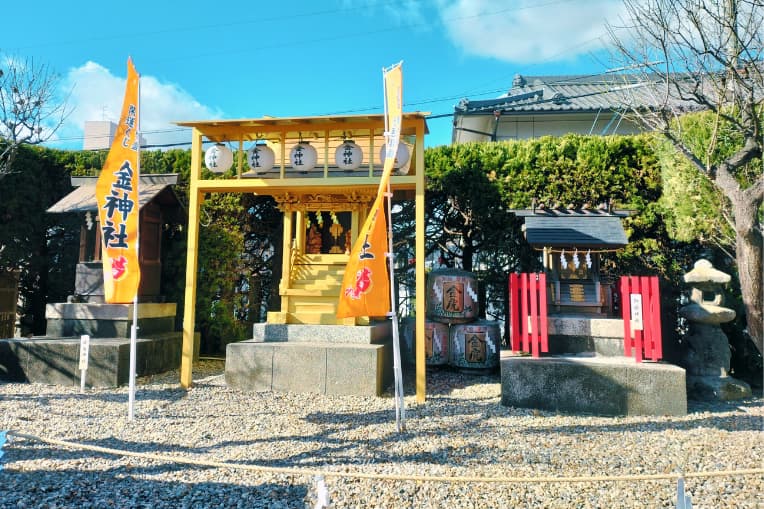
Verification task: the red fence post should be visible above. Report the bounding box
[520,273,530,353]
[649,276,663,361]
[639,276,653,360]
[529,273,539,357]
[509,273,521,351]
[630,276,643,362]
[538,272,549,353]
[508,272,550,357]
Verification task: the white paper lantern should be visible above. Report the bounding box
[290,141,318,172]
[246,143,275,174]
[379,142,410,170]
[335,140,363,170]
[204,143,233,173]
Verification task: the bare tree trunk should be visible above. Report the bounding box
[733,198,763,354]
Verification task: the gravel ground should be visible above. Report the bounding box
[0,360,761,508]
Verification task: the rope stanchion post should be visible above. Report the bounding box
[0,431,6,471]
[675,476,692,509]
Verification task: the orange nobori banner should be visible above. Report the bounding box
[336,62,402,319]
[95,57,141,303]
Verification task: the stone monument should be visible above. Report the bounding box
[679,259,752,400]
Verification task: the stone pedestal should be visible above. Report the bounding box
[500,313,687,416]
[225,321,393,397]
[0,301,185,387]
[501,352,687,416]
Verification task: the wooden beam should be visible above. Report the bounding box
[180,129,203,388]
[415,121,426,404]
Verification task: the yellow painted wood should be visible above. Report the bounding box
[281,211,293,290]
[415,121,426,404]
[237,139,243,177]
[175,113,429,391]
[188,175,417,195]
[323,131,329,178]
[295,210,305,252]
[180,129,204,388]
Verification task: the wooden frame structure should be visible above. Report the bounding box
[175,113,428,403]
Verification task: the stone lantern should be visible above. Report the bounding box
[679,259,751,400]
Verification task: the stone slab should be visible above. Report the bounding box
[547,314,623,338]
[0,333,181,387]
[547,335,624,356]
[225,340,392,396]
[46,302,177,320]
[252,321,391,344]
[45,302,177,339]
[46,316,176,339]
[500,352,687,416]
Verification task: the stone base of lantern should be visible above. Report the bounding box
[686,374,752,401]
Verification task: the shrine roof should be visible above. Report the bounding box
[514,209,629,249]
[47,174,182,214]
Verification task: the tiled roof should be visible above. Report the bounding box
[455,73,699,115]
[518,210,629,249]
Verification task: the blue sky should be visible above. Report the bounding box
[3,0,629,149]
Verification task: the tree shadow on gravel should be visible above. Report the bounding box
[0,387,187,404]
[0,465,309,508]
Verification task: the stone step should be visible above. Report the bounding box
[252,321,391,344]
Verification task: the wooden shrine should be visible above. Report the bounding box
[513,207,631,316]
[175,114,429,401]
[47,174,184,302]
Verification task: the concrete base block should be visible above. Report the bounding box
[225,340,392,396]
[501,352,687,416]
[0,333,181,387]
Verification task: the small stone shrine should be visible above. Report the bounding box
[0,174,186,387]
[679,259,752,401]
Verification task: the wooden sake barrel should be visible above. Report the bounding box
[424,319,450,366]
[449,319,500,371]
[426,268,479,324]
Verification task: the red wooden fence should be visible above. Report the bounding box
[509,272,548,357]
[619,275,662,362]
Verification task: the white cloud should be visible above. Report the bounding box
[53,61,222,149]
[435,0,626,63]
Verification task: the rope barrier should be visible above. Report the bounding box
[6,431,764,485]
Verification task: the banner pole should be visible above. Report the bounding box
[128,298,137,420]
[382,63,405,432]
[386,180,406,432]
[128,67,141,421]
